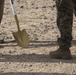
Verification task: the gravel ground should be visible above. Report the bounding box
[0,0,76,75]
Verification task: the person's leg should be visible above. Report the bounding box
[57,0,73,48]
[0,0,5,24]
[0,0,5,43]
[73,0,76,16]
[49,0,73,59]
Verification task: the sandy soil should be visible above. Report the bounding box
[0,0,76,75]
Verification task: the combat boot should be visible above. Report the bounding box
[49,47,72,60]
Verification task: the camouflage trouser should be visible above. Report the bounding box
[56,0,74,48]
[73,0,76,15]
[0,0,5,24]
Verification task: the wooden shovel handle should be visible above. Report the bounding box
[10,0,21,32]
[14,15,21,32]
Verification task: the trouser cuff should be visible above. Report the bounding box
[57,38,71,48]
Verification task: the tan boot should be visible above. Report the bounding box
[49,47,72,60]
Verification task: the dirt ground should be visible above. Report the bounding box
[0,0,76,75]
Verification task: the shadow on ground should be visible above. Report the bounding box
[0,40,76,48]
[0,40,58,48]
[0,72,75,75]
[0,53,76,63]
[0,40,76,63]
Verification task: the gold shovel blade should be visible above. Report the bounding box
[12,29,29,48]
